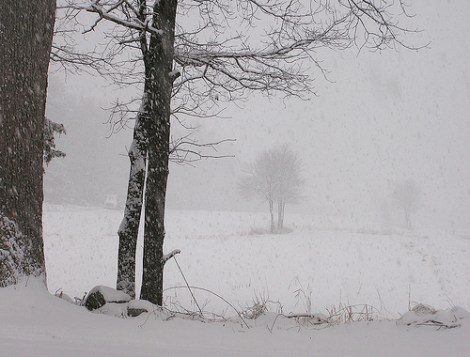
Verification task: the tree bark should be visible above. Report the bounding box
[116,108,147,298]
[139,0,178,305]
[0,0,56,286]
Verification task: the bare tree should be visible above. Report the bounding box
[240,151,277,233]
[275,146,303,231]
[239,146,302,233]
[0,0,56,287]
[392,179,420,230]
[57,0,421,304]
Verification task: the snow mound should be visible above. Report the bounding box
[2,280,470,356]
[83,285,132,310]
[93,299,173,319]
[128,299,159,311]
[86,285,132,303]
[398,304,470,329]
[54,290,76,304]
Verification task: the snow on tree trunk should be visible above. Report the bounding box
[140,142,169,305]
[116,105,147,298]
[0,0,56,286]
[139,0,177,305]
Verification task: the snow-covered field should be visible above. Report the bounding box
[43,204,470,316]
[1,204,470,356]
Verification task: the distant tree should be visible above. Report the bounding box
[275,147,303,231]
[239,146,302,233]
[0,0,56,286]
[392,179,420,230]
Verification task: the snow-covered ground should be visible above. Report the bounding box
[1,204,469,356]
[2,278,470,357]
[43,204,470,316]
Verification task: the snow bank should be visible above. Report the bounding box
[398,304,470,328]
[85,285,132,303]
[1,280,470,357]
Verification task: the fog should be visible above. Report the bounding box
[45,0,470,233]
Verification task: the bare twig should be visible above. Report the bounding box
[162,249,180,264]
[171,256,204,318]
[164,285,251,329]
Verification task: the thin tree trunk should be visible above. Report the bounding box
[281,201,285,231]
[269,199,275,233]
[404,207,411,230]
[0,0,56,286]
[116,107,147,298]
[276,200,285,232]
[140,0,178,305]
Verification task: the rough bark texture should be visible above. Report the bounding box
[116,112,147,298]
[139,0,178,305]
[0,0,56,286]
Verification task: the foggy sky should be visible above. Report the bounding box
[45,0,470,233]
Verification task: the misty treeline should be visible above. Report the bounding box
[239,146,302,233]
[1,0,421,302]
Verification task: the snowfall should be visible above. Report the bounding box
[1,204,470,356]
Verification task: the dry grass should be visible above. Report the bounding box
[325,303,380,324]
[241,296,269,319]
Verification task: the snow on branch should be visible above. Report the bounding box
[50,45,112,74]
[44,118,66,165]
[59,0,163,36]
[162,249,181,264]
[54,0,425,135]
[169,135,236,165]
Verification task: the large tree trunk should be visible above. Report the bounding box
[140,137,169,304]
[116,106,147,298]
[0,0,56,286]
[139,0,178,305]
